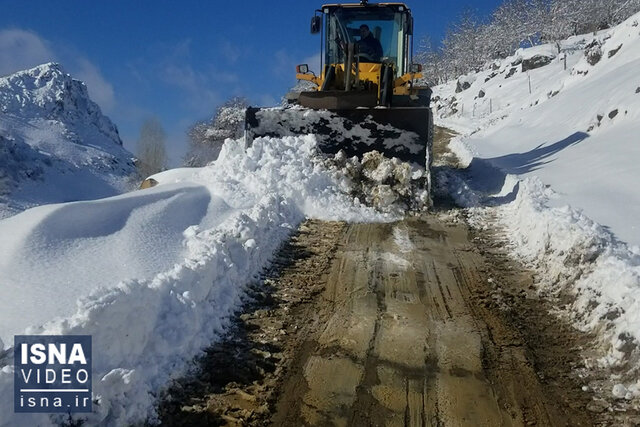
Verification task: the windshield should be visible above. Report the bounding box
[326,7,407,73]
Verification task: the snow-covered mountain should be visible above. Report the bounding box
[0,63,136,218]
[434,11,640,401]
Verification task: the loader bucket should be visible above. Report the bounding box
[245,107,432,169]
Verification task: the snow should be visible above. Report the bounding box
[0,63,135,218]
[0,132,395,426]
[435,16,640,249]
[3,10,639,420]
[393,225,415,254]
[0,183,219,339]
[434,11,640,398]
[514,43,558,62]
[250,107,430,161]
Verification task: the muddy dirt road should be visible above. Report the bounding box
[271,217,591,427]
[158,129,601,426]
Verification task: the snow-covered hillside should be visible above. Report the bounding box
[434,12,640,400]
[435,13,640,248]
[0,63,135,218]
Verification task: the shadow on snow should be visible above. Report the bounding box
[447,132,589,207]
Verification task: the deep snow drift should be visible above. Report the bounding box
[434,12,640,401]
[0,63,136,219]
[0,133,416,426]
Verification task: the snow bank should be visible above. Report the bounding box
[0,134,394,426]
[441,140,640,400]
[501,178,640,399]
[498,177,640,369]
[198,134,394,221]
[1,194,298,426]
[434,11,640,400]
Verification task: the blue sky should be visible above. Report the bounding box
[0,0,503,165]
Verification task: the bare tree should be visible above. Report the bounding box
[136,117,168,178]
[414,0,640,85]
[184,96,248,167]
[415,35,449,85]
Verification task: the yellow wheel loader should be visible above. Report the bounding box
[246,1,433,180]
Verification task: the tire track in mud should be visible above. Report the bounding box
[270,216,593,427]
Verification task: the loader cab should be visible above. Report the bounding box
[295,1,429,109]
[320,3,414,76]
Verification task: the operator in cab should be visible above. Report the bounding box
[357,24,383,62]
